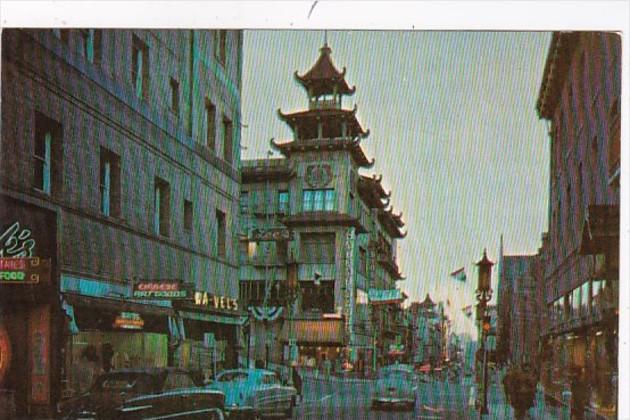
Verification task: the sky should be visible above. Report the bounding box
[241,30,552,335]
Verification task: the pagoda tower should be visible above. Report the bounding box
[271,43,374,168]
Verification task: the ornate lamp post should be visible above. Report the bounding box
[476,249,494,418]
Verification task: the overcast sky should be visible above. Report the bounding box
[241,30,552,335]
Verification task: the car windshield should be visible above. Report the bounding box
[216,371,249,382]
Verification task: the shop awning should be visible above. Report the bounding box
[368,288,406,305]
[280,319,344,344]
[179,311,248,326]
[63,292,176,317]
[580,205,619,255]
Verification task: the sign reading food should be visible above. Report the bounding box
[0,257,51,283]
[133,281,188,299]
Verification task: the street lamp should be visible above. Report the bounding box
[475,249,494,418]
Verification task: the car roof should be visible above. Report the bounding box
[216,368,276,377]
[103,368,195,375]
[123,388,225,403]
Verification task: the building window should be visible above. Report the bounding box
[205,99,216,151]
[358,247,367,276]
[302,281,335,313]
[154,177,170,236]
[132,35,149,99]
[303,188,335,212]
[223,116,233,164]
[170,78,180,114]
[278,190,289,214]
[184,200,193,232]
[81,29,101,64]
[100,147,121,217]
[215,30,227,66]
[33,113,62,195]
[300,233,335,264]
[240,192,249,214]
[216,209,226,258]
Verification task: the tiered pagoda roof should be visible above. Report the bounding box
[273,43,374,169]
[270,135,374,169]
[378,207,407,238]
[277,106,369,139]
[294,43,356,96]
[357,174,391,209]
[419,293,435,309]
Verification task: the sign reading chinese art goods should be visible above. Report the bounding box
[194,292,239,311]
[133,281,188,299]
[0,257,51,284]
[113,312,144,330]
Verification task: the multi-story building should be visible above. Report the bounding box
[496,248,539,367]
[239,43,406,374]
[536,32,620,418]
[0,29,243,416]
[407,295,445,368]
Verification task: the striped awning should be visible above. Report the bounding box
[280,319,344,344]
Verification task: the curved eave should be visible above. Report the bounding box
[276,107,368,137]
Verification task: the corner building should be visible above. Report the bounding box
[240,44,406,374]
[536,32,620,418]
[1,29,243,417]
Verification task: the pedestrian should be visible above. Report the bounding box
[569,365,588,420]
[292,366,302,403]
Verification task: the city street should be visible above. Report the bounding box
[294,371,562,419]
[296,373,478,419]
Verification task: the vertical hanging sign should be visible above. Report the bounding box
[29,305,50,405]
[345,227,355,354]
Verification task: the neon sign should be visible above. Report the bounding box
[194,292,239,311]
[113,312,144,330]
[133,281,188,299]
[0,221,35,257]
[0,257,50,284]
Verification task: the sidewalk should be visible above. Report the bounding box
[469,371,567,419]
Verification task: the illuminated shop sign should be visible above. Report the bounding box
[133,281,188,299]
[0,257,51,284]
[113,312,144,330]
[194,292,239,311]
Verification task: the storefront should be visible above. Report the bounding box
[0,196,59,418]
[174,292,247,376]
[280,319,344,371]
[60,289,175,396]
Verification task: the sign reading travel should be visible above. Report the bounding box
[0,257,51,284]
[113,312,144,330]
[133,281,188,299]
[194,291,239,311]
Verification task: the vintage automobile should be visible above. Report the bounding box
[116,388,227,419]
[207,368,297,419]
[57,368,205,419]
[371,364,418,411]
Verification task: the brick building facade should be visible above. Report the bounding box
[1,29,243,416]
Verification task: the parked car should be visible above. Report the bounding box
[116,388,226,419]
[207,368,297,419]
[57,368,205,419]
[371,364,418,411]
